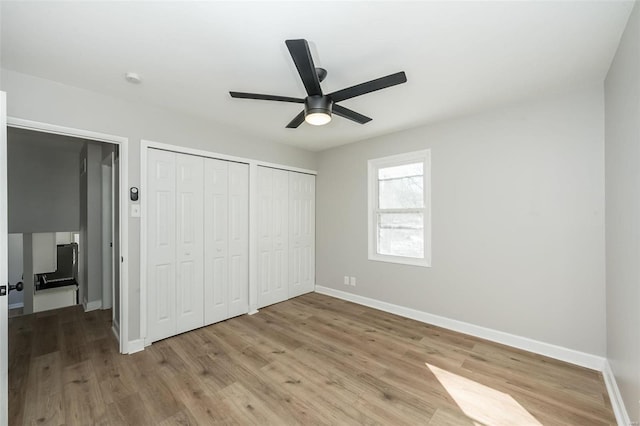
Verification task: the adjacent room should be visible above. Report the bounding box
[0,1,638,425]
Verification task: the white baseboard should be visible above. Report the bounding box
[111,322,120,344]
[603,360,631,426]
[8,302,24,310]
[314,285,606,371]
[127,339,145,354]
[83,300,102,312]
[248,309,259,315]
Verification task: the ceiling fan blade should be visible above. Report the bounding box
[286,110,306,128]
[285,39,323,96]
[328,71,407,103]
[332,104,372,124]
[230,91,304,103]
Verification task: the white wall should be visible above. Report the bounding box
[0,68,317,342]
[604,0,640,422]
[316,86,606,356]
[7,127,83,233]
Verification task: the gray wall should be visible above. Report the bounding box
[7,127,83,233]
[316,86,606,356]
[0,68,317,341]
[21,234,33,314]
[79,142,104,307]
[604,0,640,422]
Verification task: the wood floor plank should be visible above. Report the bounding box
[62,359,107,424]
[220,357,325,424]
[7,329,32,426]
[258,360,367,424]
[169,371,238,425]
[21,351,64,425]
[427,407,476,425]
[157,408,201,426]
[107,393,155,426]
[135,371,187,424]
[218,382,286,425]
[32,314,60,357]
[8,293,616,425]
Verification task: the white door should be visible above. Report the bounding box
[204,158,229,325]
[175,153,204,334]
[227,162,249,317]
[204,160,249,323]
[147,149,177,342]
[289,172,316,298]
[257,167,289,308]
[1,92,8,425]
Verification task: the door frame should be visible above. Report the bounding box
[7,117,130,354]
[101,152,114,311]
[140,139,316,346]
[1,92,8,426]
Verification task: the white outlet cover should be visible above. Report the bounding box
[344,276,350,285]
[350,277,356,286]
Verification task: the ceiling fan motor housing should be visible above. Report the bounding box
[305,95,333,116]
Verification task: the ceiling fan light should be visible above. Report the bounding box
[305,112,332,126]
[304,95,333,126]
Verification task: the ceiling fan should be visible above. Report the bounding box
[229,39,407,128]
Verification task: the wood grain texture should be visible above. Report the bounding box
[9,293,616,425]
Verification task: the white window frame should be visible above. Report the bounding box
[367,149,431,267]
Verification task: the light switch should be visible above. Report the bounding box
[131,204,141,217]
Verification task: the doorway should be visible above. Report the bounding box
[0,118,128,423]
[6,128,119,319]
[3,118,129,353]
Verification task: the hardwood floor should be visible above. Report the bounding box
[8,307,23,318]
[9,293,615,425]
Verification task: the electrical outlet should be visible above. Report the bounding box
[344,276,349,285]
[350,276,356,286]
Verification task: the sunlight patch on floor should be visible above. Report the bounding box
[426,363,542,426]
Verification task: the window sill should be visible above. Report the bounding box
[368,253,431,268]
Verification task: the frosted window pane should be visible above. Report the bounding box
[378,163,423,209]
[377,213,424,258]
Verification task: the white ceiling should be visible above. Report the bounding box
[0,1,634,151]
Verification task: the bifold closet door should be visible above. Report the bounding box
[147,149,177,342]
[148,149,204,340]
[257,166,289,308]
[204,159,249,324]
[227,162,249,317]
[204,159,228,325]
[175,154,204,334]
[289,172,315,298]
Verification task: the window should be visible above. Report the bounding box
[368,150,431,267]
